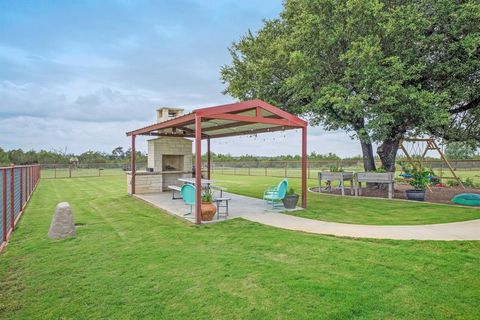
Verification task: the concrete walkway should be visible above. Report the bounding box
[136,191,480,241]
[241,211,480,241]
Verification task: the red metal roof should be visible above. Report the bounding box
[126,99,307,139]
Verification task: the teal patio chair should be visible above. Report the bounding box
[180,184,196,216]
[263,179,288,210]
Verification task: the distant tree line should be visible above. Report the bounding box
[1,142,477,167]
[0,147,147,166]
[201,151,345,162]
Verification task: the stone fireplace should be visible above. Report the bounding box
[126,107,193,194]
[162,155,184,172]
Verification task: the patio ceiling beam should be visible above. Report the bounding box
[196,99,307,127]
[175,126,210,138]
[203,113,294,127]
[147,132,195,138]
[208,125,294,139]
[126,113,196,136]
[201,114,281,133]
[195,100,262,117]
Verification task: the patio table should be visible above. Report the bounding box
[178,178,225,197]
[178,178,214,186]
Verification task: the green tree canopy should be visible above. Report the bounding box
[445,142,478,160]
[221,0,480,172]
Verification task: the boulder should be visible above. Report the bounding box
[48,202,76,239]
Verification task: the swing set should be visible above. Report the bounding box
[398,137,464,190]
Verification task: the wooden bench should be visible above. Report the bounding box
[167,185,182,200]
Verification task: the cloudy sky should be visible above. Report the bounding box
[0,0,362,157]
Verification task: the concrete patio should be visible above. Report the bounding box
[135,191,480,240]
[135,191,295,223]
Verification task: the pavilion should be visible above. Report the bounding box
[126,99,308,224]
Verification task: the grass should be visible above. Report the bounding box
[212,174,480,225]
[212,167,480,184]
[0,175,479,319]
[40,166,480,186]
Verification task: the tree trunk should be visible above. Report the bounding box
[354,122,376,172]
[377,138,401,172]
[360,140,376,172]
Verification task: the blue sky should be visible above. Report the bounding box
[0,0,361,157]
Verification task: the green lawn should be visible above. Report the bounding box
[212,167,480,185]
[1,176,480,319]
[212,174,480,225]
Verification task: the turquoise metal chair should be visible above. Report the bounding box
[263,179,288,210]
[180,184,196,216]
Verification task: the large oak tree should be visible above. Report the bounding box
[221,0,480,172]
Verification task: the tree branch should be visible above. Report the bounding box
[449,96,480,114]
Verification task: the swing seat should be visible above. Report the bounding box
[451,193,480,206]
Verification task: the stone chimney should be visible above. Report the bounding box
[156,107,184,123]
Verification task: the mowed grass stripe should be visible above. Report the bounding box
[0,176,479,319]
[211,174,480,225]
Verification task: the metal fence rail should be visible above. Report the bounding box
[1,164,41,253]
[39,159,480,184]
[211,159,480,184]
[40,162,147,179]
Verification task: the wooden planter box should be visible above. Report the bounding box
[354,172,395,199]
[318,172,354,196]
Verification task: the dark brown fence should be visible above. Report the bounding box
[40,162,147,179]
[1,164,41,253]
[210,159,480,184]
[39,159,480,184]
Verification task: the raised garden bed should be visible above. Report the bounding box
[310,184,480,205]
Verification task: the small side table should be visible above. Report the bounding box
[214,197,231,219]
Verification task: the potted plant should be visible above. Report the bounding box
[282,187,299,209]
[200,188,217,221]
[405,167,431,201]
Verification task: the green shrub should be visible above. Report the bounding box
[408,167,432,190]
[329,165,344,172]
[286,187,297,195]
[446,179,462,187]
[463,177,477,188]
[202,188,214,203]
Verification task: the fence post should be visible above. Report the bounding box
[248,167,251,176]
[20,167,23,209]
[29,166,32,195]
[285,162,287,178]
[10,165,14,230]
[264,163,267,176]
[54,164,57,179]
[69,164,72,178]
[2,169,6,242]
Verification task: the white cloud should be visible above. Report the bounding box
[0,115,147,154]
[0,1,367,158]
[0,81,162,122]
